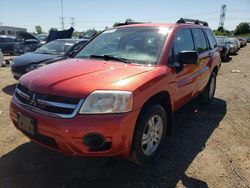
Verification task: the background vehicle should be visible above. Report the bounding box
[228,38,238,54]
[11,38,88,79]
[237,37,247,47]
[0,35,20,54]
[216,36,230,61]
[14,31,41,55]
[0,48,4,66]
[10,19,220,165]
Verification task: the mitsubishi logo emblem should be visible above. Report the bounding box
[29,94,37,106]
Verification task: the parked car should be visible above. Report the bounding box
[0,35,20,55]
[227,38,238,54]
[14,32,42,55]
[10,18,221,165]
[0,48,4,66]
[216,36,230,61]
[234,38,241,49]
[11,38,88,79]
[35,34,48,42]
[237,37,247,47]
[246,37,250,43]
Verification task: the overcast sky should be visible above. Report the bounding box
[0,0,249,32]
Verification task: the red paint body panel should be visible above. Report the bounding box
[10,22,221,158]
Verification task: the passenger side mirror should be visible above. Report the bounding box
[178,50,198,64]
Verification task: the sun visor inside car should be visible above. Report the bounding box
[46,27,74,42]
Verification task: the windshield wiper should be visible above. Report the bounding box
[90,55,131,64]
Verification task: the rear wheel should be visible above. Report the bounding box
[131,104,167,165]
[200,72,217,104]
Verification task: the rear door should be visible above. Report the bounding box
[191,28,211,95]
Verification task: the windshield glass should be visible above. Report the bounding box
[216,37,226,45]
[75,27,170,64]
[35,40,75,55]
[228,38,235,43]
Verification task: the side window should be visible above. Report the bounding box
[205,29,217,49]
[171,28,194,62]
[192,28,208,53]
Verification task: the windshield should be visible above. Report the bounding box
[75,27,170,65]
[216,37,226,45]
[228,38,235,43]
[35,40,75,55]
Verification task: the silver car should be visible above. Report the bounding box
[228,38,238,54]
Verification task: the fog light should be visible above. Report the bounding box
[83,133,111,151]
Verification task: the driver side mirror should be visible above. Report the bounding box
[178,50,198,65]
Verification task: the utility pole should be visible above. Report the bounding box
[60,0,65,30]
[69,17,76,28]
[219,4,226,28]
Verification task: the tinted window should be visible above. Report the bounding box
[205,29,217,49]
[171,28,194,62]
[192,28,208,53]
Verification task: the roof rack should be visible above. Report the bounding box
[176,18,208,26]
[115,21,150,27]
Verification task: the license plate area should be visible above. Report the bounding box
[18,113,36,135]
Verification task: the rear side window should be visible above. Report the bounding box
[172,28,194,62]
[205,29,217,49]
[192,28,208,53]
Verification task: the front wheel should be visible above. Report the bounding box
[131,104,167,165]
[199,72,217,104]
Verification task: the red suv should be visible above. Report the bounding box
[10,18,221,165]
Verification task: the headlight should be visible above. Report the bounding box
[26,62,47,72]
[79,90,133,114]
[230,44,234,48]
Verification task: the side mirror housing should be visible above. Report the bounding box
[178,50,198,64]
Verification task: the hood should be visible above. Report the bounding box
[16,31,39,41]
[47,27,74,42]
[13,52,60,67]
[20,59,155,98]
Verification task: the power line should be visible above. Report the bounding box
[69,17,76,28]
[60,0,64,30]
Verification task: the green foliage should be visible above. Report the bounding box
[35,25,43,34]
[49,27,58,33]
[234,22,250,35]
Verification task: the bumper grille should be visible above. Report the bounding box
[14,83,84,118]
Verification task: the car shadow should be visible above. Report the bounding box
[0,98,226,188]
[222,56,232,63]
[2,83,16,96]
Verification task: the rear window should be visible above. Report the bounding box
[192,28,208,53]
[205,29,217,49]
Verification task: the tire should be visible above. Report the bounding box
[200,72,217,104]
[131,104,167,165]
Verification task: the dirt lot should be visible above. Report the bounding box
[0,46,249,188]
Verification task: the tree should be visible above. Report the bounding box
[49,27,58,33]
[234,22,250,35]
[35,25,43,34]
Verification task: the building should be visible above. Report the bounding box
[0,26,27,36]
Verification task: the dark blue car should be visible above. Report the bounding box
[11,38,88,79]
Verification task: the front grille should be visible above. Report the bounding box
[14,83,83,118]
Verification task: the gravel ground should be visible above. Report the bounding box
[0,46,249,188]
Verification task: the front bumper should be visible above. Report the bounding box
[10,98,141,158]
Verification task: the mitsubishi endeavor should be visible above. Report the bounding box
[10,18,221,165]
